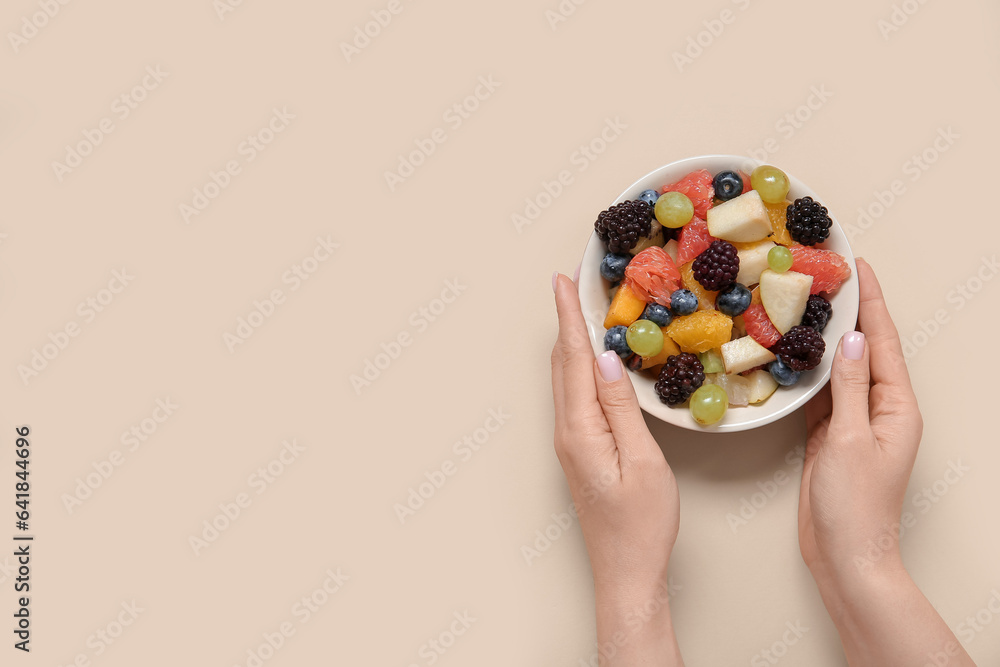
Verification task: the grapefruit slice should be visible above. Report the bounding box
[662,170,715,220]
[789,245,852,294]
[676,217,714,265]
[624,246,681,307]
[743,303,782,348]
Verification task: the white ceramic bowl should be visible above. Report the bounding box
[579,155,860,432]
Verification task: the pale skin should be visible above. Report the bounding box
[550,259,976,667]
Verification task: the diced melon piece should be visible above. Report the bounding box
[604,282,646,329]
[745,369,779,404]
[641,328,682,369]
[721,335,776,375]
[759,269,813,335]
[736,240,776,287]
[706,190,772,243]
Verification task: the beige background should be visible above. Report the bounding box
[2,0,999,665]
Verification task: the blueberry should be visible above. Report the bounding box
[637,189,660,208]
[642,303,673,328]
[769,357,801,386]
[670,289,699,316]
[600,253,631,282]
[604,325,632,358]
[713,170,744,202]
[716,283,752,317]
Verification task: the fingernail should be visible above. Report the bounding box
[552,271,559,293]
[573,263,581,283]
[597,351,623,382]
[843,331,865,360]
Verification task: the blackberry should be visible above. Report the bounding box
[785,197,832,246]
[655,353,705,406]
[771,326,826,372]
[595,200,653,254]
[660,223,681,244]
[692,240,739,291]
[801,294,832,332]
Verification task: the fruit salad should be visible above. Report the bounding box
[595,165,851,426]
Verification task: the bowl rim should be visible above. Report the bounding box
[578,154,860,433]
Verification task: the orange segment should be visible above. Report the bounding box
[604,281,646,329]
[680,261,718,311]
[666,310,734,354]
[641,328,682,369]
[765,200,794,246]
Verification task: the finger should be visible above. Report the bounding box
[593,351,660,465]
[856,259,915,396]
[828,331,872,435]
[553,273,601,417]
[805,384,832,432]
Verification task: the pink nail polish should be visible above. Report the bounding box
[597,351,623,382]
[552,272,559,292]
[573,263,581,283]
[843,331,865,360]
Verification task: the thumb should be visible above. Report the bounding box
[594,351,658,459]
[829,331,871,431]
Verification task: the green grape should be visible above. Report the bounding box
[768,245,794,273]
[626,320,663,358]
[689,384,728,425]
[654,192,694,229]
[698,349,725,374]
[750,165,790,204]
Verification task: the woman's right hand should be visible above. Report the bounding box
[798,258,923,584]
[798,258,975,666]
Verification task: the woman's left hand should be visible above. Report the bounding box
[551,273,684,666]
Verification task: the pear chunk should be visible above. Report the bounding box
[736,240,776,287]
[745,369,779,404]
[721,335,776,375]
[706,190,772,243]
[759,269,813,334]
